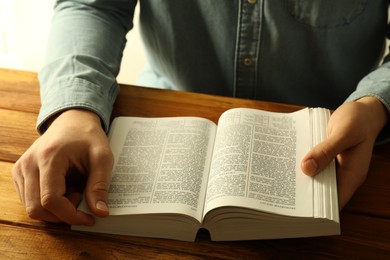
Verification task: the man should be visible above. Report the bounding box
[12,0,389,226]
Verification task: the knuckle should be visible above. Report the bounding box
[93,146,114,162]
[89,147,114,172]
[25,206,43,220]
[12,153,36,186]
[40,193,57,210]
[91,180,110,193]
[11,161,22,180]
[86,180,110,202]
[319,146,335,163]
[15,152,34,174]
[37,141,61,161]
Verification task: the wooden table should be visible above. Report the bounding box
[1,68,389,259]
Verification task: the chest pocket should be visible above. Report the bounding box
[287,0,368,29]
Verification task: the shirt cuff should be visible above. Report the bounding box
[345,67,390,144]
[37,77,119,134]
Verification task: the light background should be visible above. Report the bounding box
[0,0,145,85]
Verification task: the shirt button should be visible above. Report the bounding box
[248,0,257,4]
[244,57,253,66]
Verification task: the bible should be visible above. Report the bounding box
[72,107,340,241]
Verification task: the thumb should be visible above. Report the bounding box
[85,150,114,218]
[301,135,346,177]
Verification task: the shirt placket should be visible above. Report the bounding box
[234,0,262,98]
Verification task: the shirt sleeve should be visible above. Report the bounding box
[343,15,390,144]
[345,62,390,144]
[37,0,136,134]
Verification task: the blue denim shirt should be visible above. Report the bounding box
[38,0,390,135]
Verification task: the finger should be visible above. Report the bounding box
[334,143,372,209]
[301,133,351,176]
[22,164,61,222]
[12,162,26,206]
[40,164,95,226]
[337,168,358,209]
[13,154,60,221]
[67,191,83,208]
[85,148,114,217]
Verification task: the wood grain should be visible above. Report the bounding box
[1,68,389,258]
[0,109,38,162]
[0,69,41,114]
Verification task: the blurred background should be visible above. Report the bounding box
[0,0,146,85]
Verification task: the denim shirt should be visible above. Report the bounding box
[38,0,390,136]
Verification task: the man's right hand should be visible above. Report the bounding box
[12,109,114,225]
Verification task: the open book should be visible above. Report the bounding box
[72,107,340,241]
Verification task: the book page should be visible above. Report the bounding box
[91,116,216,222]
[311,108,339,220]
[203,108,314,218]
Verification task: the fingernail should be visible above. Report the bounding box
[305,159,318,176]
[96,201,108,212]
